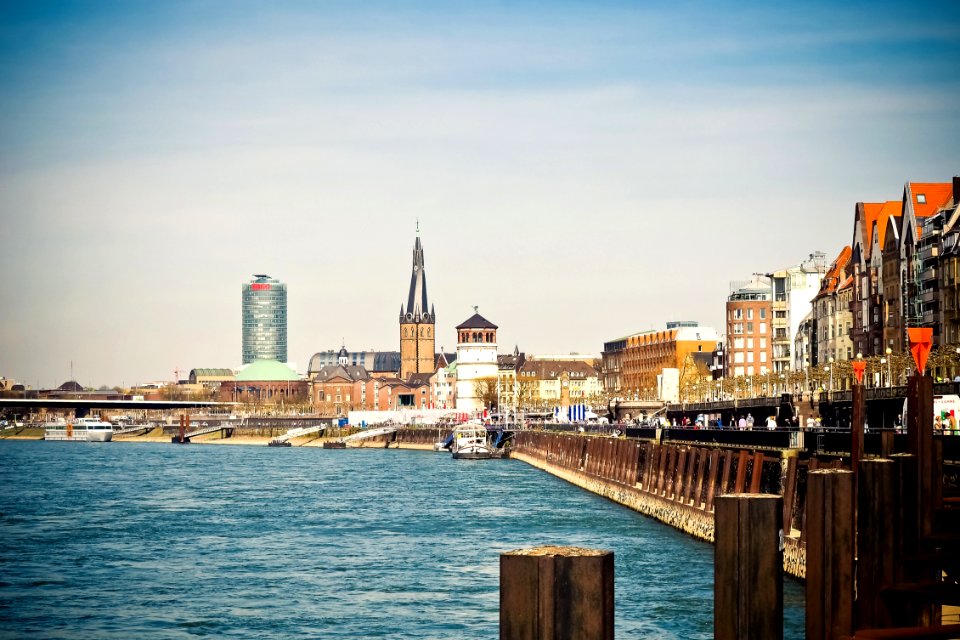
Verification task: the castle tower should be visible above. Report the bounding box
[455,310,498,411]
[399,232,435,379]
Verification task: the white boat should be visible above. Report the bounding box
[450,424,494,460]
[44,417,114,442]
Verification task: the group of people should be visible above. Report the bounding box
[728,413,778,430]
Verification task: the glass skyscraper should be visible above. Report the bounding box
[242,274,287,364]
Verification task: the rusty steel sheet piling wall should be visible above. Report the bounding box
[510,431,808,579]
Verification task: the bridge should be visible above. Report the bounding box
[340,425,400,445]
[268,424,326,446]
[0,398,229,417]
[113,424,157,436]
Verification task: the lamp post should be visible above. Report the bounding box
[828,356,835,395]
[885,347,892,387]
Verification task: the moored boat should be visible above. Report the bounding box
[44,417,114,442]
[450,424,494,460]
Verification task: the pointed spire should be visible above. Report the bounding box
[404,232,430,321]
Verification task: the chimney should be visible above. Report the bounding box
[954,176,960,206]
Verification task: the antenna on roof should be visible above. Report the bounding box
[416,218,420,235]
[473,305,478,314]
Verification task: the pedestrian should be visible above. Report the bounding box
[738,415,746,430]
[746,413,754,429]
[766,415,777,430]
[806,416,815,430]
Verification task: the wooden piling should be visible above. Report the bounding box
[805,469,854,640]
[857,459,897,630]
[907,374,935,539]
[734,450,749,493]
[500,545,614,640]
[705,450,721,511]
[749,452,764,493]
[714,494,784,640]
[781,454,798,534]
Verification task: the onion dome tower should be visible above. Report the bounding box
[399,226,435,379]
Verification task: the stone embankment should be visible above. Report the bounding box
[511,431,809,579]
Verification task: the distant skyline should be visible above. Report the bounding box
[1,0,959,388]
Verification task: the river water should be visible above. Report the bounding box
[0,441,804,638]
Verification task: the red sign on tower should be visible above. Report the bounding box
[251,283,271,291]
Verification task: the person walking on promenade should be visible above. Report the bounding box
[738,415,747,430]
[766,415,777,430]
[746,413,754,429]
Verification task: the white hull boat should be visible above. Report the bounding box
[450,424,494,460]
[45,417,114,442]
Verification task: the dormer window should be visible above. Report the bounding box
[918,194,926,204]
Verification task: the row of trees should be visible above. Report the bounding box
[677,345,960,403]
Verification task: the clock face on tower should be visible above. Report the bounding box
[562,380,569,387]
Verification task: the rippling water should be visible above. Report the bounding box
[0,441,804,638]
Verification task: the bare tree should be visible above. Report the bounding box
[473,377,499,410]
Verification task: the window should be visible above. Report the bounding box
[760,337,766,348]
[918,194,926,204]
[747,322,754,333]
[747,338,754,349]
[760,322,767,334]
[734,309,743,320]
[735,366,744,377]
[747,352,754,363]
[760,352,767,363]
[747,309,754,320]
[734,338,744,349]
[734,352,744,363]
[734,323,744,335]
[747,366,754,375]
[760,308,767,319]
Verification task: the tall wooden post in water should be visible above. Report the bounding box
[805,469,854,640]
[500,546,614,640]
[714,494,783,640]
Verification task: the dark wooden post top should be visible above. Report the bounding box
[500,546,614,640]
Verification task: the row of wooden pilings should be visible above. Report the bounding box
[504,373,953,639]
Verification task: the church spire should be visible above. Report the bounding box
[402,231,430,322]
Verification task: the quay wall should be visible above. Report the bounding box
[511,431,807,579]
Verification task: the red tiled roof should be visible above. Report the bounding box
[910,182,954,218]
[874,200,900,248]
[816,246,852,297]
[860,202,884,256]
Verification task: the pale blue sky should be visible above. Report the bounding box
[1,0,958,387]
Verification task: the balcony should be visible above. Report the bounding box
[921,266,938,282]
[920,244,940,261]
[921,288,937,304]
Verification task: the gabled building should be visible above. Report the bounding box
[497,346,525,415]
[850,200,900,356]
[429,352,457,409]
[811,246,853,365]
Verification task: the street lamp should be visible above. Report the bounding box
[828,357,835,394]
[885,347,892,387]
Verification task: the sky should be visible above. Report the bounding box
[1,0,959,389]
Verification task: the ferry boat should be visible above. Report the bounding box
[450,424,494,460]
[44,417,114,442]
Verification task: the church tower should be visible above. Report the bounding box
[399,230,435,379]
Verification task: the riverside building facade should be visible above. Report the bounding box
[242,274,287,364]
